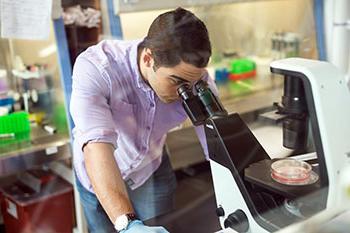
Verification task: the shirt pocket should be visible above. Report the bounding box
[111,100,138,140]
[110,101,140,164]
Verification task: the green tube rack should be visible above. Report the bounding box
[0,111,30,146]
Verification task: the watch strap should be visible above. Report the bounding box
[126,213,137,222]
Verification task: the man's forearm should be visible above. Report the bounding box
[84,142,134,223]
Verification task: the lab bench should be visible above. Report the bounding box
[0,126,71,178]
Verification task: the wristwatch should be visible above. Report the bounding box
[114,213,137,232]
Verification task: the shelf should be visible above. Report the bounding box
[113,0,279,14]
[0,126,71,177]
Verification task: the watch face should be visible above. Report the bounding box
[115,215,129,231]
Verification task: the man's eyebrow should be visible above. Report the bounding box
[169,75,189,83]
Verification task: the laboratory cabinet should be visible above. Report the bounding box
[0,169,74,233]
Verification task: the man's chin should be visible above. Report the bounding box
[160,97,178,103]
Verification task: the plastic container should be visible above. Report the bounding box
[0,111,30,145]
[0,97,14,107]
[229,58,256,79]
[0,111,30,134]
[215,68,229,84]
[229,70,256,81]
[230,59,256,73]
[271,159,315,185]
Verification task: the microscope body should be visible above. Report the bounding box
[179,58,350,232]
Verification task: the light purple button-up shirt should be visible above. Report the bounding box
[70,39,216,192]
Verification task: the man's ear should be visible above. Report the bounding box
[142,48,154,68]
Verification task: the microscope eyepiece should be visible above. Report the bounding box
[195,80,207,92]
[177,79,228,125]
[177,82,207,126]
[177,83,193,100]
[195,80,227,117]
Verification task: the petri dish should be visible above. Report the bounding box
[271,159,318,185]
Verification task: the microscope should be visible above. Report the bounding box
[178,58,350,233]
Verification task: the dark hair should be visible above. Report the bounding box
[141,7,211,68]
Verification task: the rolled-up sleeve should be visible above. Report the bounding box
[70,56,118,151]
[194,73,220,159]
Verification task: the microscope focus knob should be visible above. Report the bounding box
[224,209,249,233]
[216,206,225,217]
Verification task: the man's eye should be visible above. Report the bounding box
[169,78,181,85]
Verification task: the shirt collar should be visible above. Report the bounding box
[129,39,152,92]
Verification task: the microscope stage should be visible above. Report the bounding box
[244,159,321,199]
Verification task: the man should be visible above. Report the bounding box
[70,7,216,233]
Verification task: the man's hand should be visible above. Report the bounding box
[120,220,169,233]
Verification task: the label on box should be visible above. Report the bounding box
[46,146,58,155]
[6,199,18,219]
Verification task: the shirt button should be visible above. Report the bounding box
[150,103,155,107]
[142,146,147,151]
[146,126,151,130]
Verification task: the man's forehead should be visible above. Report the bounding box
[169,66,206,81]
[182,68,206,77]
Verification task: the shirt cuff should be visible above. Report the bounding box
[73,128,118,152]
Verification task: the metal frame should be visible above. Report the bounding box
[52,0,123,231]
[107,0,124,39]
[313,0,327,61]
[53,17,87,233]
